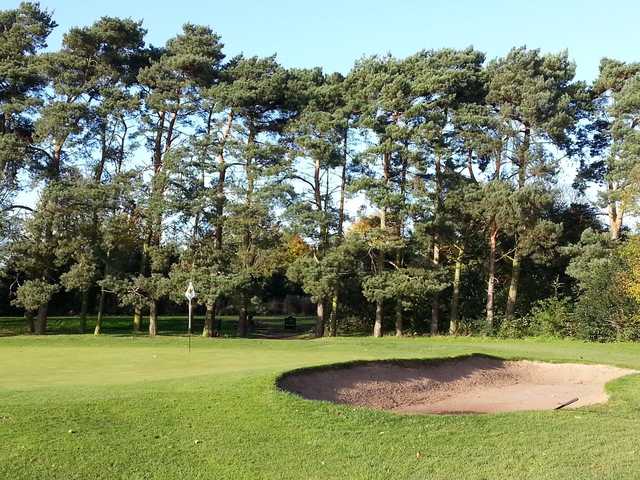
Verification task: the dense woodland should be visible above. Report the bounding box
[1,2,640,340]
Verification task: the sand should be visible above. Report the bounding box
[277,355,636,414]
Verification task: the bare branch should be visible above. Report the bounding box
[1,204,35,213]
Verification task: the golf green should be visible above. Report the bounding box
[1,334,640,479]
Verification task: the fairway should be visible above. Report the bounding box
[2,336,640,479]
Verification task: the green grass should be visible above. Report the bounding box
[0,314,316,337]
[1,332,640,479]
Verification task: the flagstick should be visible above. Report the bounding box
[185,281,196,353]
[188,298,192,353]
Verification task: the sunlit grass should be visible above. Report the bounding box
[1,333,640,479]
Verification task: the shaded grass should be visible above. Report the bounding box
[0,314,316,337]
[1,334,640,479]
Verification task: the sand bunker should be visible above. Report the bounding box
[278,355,636,414]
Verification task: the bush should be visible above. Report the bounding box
[573,294,640,341]
[497,314,533,338]
[339,315,370,335]
[459,317,496,336]
[527,296,575,337]
[566,230,640,341]
[496,297,574,339]
[569,243,640,341]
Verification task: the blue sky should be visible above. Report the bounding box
[6,0,640,82]
[4,0,639,217]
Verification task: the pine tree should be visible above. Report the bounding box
[212,55,298,336]
[284,69,348,336]
[486,47,581,321]
[137,24,224,335]
[578,59,640,240]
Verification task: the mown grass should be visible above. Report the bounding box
[1,329,640,479]
[0,314,316,337]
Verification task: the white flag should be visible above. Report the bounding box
[185,281,196,301]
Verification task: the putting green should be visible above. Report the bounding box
[1,335,640,479]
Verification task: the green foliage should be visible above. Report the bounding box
[168,258,235,307]
[566,230,640,341]
[498,296,575,339]
[486,47,582,151]
[12,278,59,311]
[362,268,448,309]
[0,2,55,224]
[496,314,529,338]
[102,273,170,310]
[528,296,575,337]
[59,255,97,292]
[1,7,639,342]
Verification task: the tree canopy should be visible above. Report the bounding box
[2,2,640,341]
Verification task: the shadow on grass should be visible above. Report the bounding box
[0,315,316,339]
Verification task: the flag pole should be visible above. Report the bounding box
[185,280,196,353]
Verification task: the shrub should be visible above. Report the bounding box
[459,317,496,336]
[527,296,575,337]
[497,314,533,338]
[565,230,640,341]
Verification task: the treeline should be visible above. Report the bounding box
[1,3,640,340]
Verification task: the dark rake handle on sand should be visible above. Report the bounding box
[555,397,579,410]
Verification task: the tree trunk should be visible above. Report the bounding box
[35,303,48,335]
[215,165,227,250]
[486,225,498,329]
[215,111,233,250]
[133,305,142,333]
[608,186,624,240]
[203,302,215,337]
[329,294,338,337]
[449,250,463,334]
[431,153,443,335]
[148,301,158,337]
[237,299,248,337]
[371,151,391,338]
[146,111,169,280]
[337,130,348,238]
[315,301,326,337]
[430,243,440,335]
[94,286,106,335]
[505,126,529,321]
[313,156,323,212]
[94,123,108,182]
[116,117,128,175]
[430,297,440,335]
[51,142,63,179]
[467,148,476,182]
[24,310,35,333]
[505,247,521,320]
[518,127,530,189]
[96,258,111,335]
[395,304,403,337]
[79,289,89,333]
[373,300,383,337]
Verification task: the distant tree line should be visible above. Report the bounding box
[1,2,640,340]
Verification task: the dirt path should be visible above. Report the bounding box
[278,355,636,414]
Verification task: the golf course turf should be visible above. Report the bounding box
[2,332,640,479]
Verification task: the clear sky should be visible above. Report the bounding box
[5,0,640,82]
